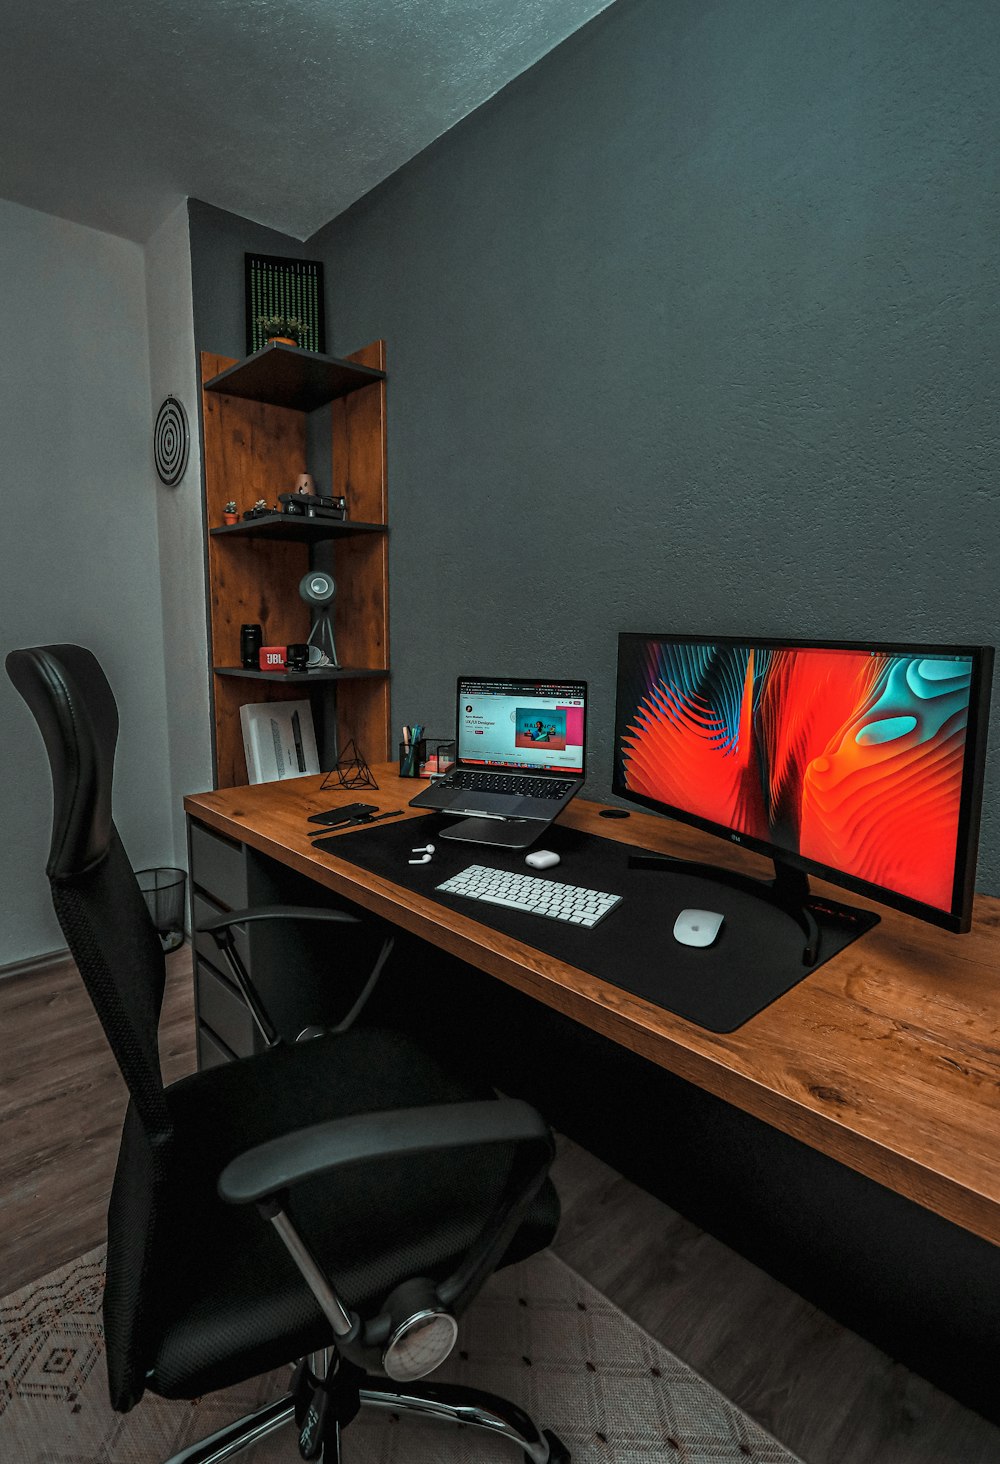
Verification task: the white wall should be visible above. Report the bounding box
[145,202,212,859]
[0,199,174,964]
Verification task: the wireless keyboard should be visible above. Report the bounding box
[436,864,622,928]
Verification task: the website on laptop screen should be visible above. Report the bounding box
[458,679,586,776]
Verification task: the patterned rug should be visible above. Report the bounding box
[0,1247,802,1463]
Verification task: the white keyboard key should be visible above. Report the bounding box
[480,893,540,912]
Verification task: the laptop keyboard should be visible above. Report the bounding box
[443,770,572,799]
[436,864,622,928]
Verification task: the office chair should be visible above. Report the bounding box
[7,644,568,1464]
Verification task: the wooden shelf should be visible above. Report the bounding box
[203,343,385,411]
[214,666,389,683]
[201,340,390,789]
[210,513,386,543]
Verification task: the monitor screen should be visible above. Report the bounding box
[612,635,993,931]
[457,677,587,777]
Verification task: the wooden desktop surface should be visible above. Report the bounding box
[184,769,1000,1247]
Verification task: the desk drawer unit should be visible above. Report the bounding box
[189,820,253,1068]
[196,957,256,1058]
[189,822,248,911]
[197,1024,239,1071]
[192,890,252,975]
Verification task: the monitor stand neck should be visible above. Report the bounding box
[627,850,820,966]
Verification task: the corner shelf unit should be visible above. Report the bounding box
[200,340,390,789]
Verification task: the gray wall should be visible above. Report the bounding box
[146,202,214,857]
[305,0,1000,893]
[188,200,305,360]
[0,199,175,964]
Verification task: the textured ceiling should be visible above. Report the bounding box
[0,0,613,244]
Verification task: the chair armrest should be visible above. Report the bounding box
[194,905,361,1046]
[219,1098,555,1364]
[196,903,361,935]
[218,1098,552,1205]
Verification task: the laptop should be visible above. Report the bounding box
[409,675,588,847]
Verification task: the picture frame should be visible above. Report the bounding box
[244,253,326,355]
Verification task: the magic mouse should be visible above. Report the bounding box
[673,908,724,948]
[525,849,560,870]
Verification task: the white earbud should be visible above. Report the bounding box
[408,852,433,865]
[411,843,435,855]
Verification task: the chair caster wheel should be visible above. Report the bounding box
[532,1429,570,1464]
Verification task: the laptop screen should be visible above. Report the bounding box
[457,677,587,777]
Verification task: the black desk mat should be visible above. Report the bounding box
[315,814,878,1032]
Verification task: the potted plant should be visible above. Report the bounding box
[257,314,305,348]
[222,500,238,526]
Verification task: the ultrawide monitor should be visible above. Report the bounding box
[612,635,993,932]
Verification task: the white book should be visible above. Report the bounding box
[239,700,319,784]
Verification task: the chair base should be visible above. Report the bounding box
[164,1393,295,1464]
[164,1375,570,1464]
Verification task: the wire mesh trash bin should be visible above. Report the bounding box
[136,867,187,953]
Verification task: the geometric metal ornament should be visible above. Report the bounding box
[321,739,379,792]
[153,395,190,486]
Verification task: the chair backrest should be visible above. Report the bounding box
[7,645,178,1407]
[6,645,171,1136]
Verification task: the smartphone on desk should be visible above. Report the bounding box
[307,803,378,827]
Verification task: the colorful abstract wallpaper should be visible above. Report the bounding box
[616,640,975,912]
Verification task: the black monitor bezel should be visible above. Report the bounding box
[612,633,993,934]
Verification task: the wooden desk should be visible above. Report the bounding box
[184,768,1000,1249]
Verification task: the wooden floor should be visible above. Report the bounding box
[2,949,999,1464]
[0,947,196,1295]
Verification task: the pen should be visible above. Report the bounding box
[407,724,423,776]
[402,723,421,776]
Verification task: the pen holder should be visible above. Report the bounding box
[398,738,456,778]
[399,739,425,778]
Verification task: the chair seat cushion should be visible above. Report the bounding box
[130,1026,558,1399]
